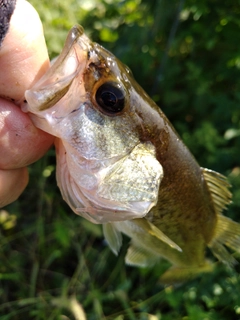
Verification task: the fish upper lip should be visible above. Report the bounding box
[70,24,96,58]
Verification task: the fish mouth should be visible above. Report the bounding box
[24,25,92,113]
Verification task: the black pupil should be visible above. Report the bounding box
[96,82,125,113]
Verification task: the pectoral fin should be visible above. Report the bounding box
[125,241,159,267]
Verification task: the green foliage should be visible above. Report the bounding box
[1,0,240,318]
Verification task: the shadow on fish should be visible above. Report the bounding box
[22,25,240,284]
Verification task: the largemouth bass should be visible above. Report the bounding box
[22,25,240,283]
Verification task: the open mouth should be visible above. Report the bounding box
[24,25,91,113]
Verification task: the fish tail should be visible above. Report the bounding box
[159,262,214,285]
[203,168,240,265]
[208,214,240,266]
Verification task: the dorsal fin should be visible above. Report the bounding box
[202,168,232,214]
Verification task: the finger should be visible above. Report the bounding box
[0,0,55,169]
[0,167,28,207]
[0,0,50,103]
[0,98,54,169]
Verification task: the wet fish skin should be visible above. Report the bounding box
[23,25,240,283]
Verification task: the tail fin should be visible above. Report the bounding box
[208,215,240,266]
[202,168,240,266]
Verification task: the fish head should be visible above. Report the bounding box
[24,25,163,223]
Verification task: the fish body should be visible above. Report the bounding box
[23,25,240,283]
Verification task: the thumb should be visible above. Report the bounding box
[0,0,50,103]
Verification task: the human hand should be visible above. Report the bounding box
[0,0,54,207]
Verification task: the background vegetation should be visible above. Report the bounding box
[1,0,240,319]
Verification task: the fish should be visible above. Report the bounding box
[22,25,240,283]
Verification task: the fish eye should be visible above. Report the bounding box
[95,81,125,114]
